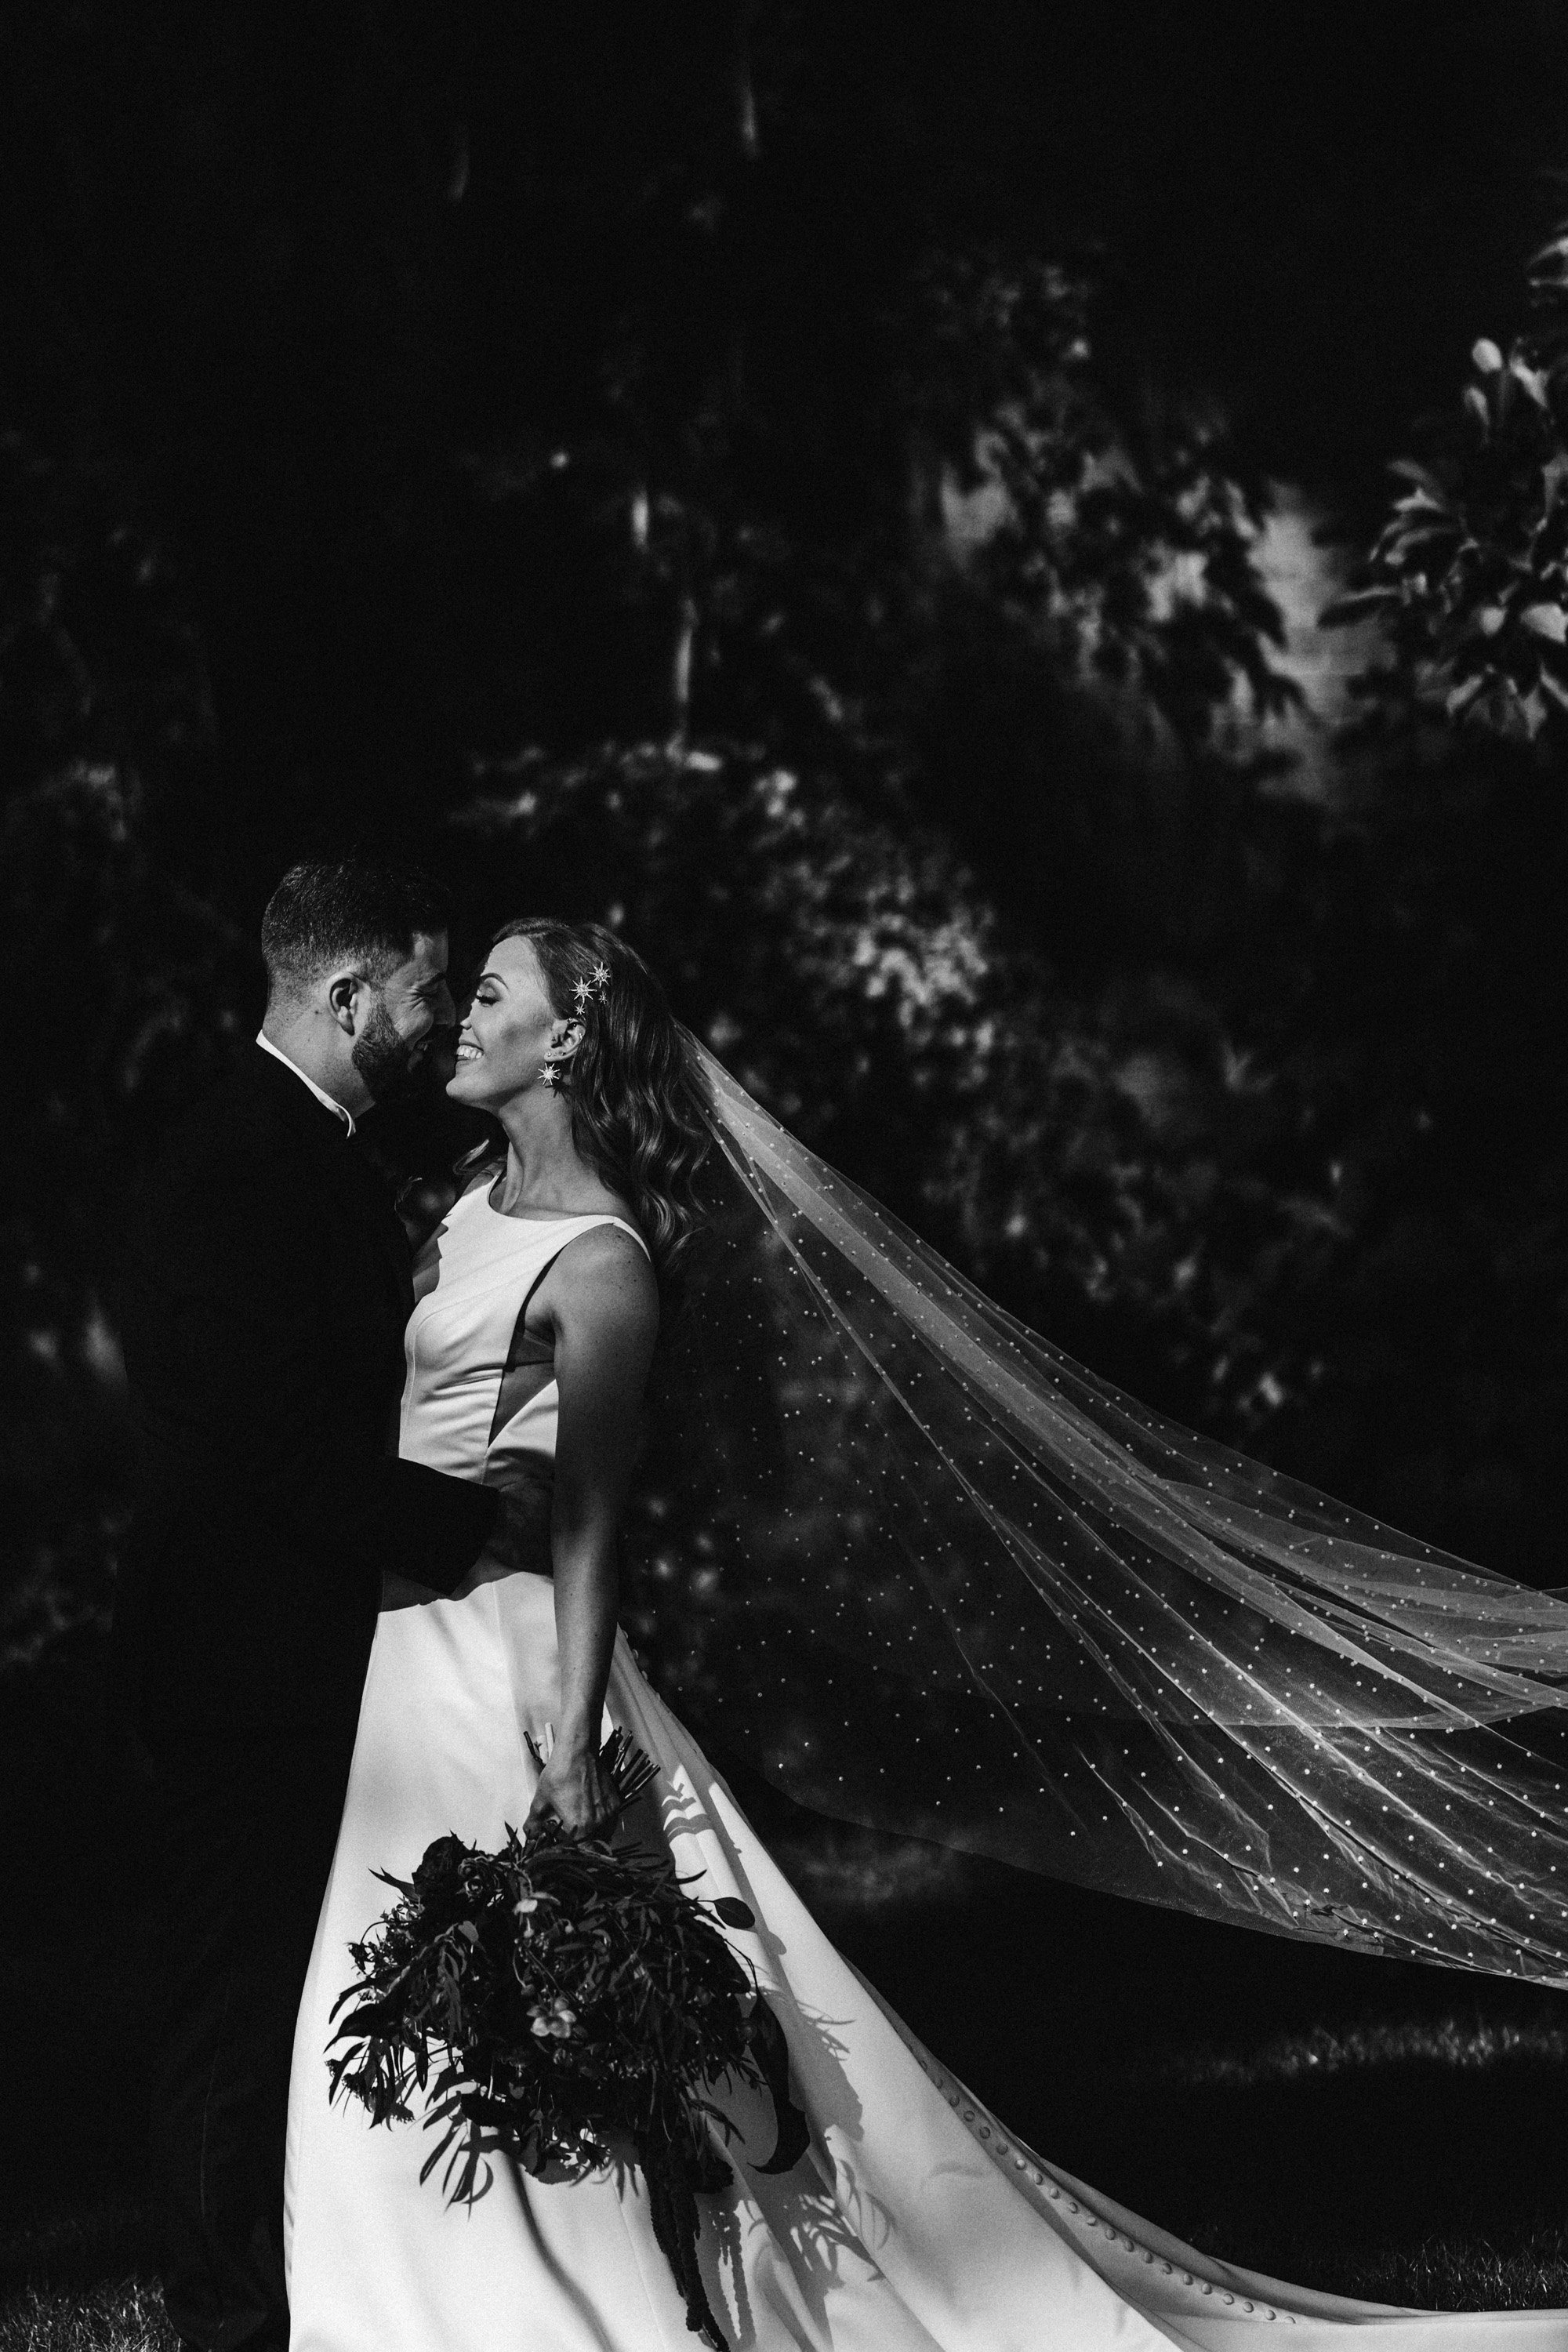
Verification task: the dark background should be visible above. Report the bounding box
[8,0,1568,2322]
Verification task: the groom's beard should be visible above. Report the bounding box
[352,1000,445,1105]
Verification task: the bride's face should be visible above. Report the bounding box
[448,935,575,1110]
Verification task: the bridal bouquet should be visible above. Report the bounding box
[328,1730,807,2350]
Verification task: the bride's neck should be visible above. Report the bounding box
[490,1095,603,1214]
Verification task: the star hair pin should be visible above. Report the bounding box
[572,960,612,1009]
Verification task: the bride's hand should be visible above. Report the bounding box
[524,1740,618,1842]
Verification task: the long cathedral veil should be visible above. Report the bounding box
[625,1044,1568,1987]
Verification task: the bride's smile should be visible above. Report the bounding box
[448,935,584,1112]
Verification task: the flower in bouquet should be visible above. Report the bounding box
[328,1729,808,2348]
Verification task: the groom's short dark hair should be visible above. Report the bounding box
[261,860,452,1005]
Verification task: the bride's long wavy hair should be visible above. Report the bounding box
[477,918,713,1285]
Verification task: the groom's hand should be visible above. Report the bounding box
[382,1569,442,1610]
[441,1488,551,1599]
[489,1487,553,1575]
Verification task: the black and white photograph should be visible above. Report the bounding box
[10,6,1568,2348]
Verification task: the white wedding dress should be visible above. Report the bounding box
[285,1184,1568,2350]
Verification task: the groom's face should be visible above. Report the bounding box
[351,930,456,1103]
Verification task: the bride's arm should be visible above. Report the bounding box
[524,1226,659,1840]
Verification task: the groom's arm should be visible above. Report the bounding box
[124,1144,497,1589]
[372,1458,498,1594]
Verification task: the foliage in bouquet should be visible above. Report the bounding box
[328,1733,806,2348]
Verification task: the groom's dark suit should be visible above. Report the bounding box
[116,1043,498,2352]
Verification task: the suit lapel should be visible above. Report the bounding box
[329,1141,416,1322]
[245,1047,412,1325]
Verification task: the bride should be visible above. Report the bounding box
[285,916,1568,2351]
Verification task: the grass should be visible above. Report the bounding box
[0,2281,176,2352]
[1354,2235,1568,2313]
[0,2197,172,2352]
[8,2016,1568,2344]
[9,2209,1568,2345]
[12,2251,1568,2351]
[1160,2013,1568,2089]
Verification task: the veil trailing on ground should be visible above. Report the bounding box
[626,1045,1568,1987]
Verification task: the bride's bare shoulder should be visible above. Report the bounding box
[543,1214,655,1318]
[564,1210,652,1272]
[543,1226,659,1388]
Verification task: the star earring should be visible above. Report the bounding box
[538,1062,562,1091]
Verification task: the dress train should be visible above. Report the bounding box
[285,1571,1568,2350]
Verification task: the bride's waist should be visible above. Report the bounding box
[397,1457,558,1577]
[398,1427,556,1505]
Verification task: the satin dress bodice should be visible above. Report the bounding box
[398,1184,646,1490]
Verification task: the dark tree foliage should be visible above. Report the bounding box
[1330,221,1568,743]
[5,0,1568,1678]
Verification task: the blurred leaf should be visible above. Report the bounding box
[1319,588,1396,626]
[1511,360,1549,408]
[1389,461,1452,502]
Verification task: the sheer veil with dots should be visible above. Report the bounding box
[629,1045,1568,1985]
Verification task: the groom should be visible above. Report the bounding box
[116,860,508,2352]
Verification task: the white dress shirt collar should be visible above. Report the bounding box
[255,1030,357,1136]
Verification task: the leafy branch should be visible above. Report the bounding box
[1327,220,1568,744]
